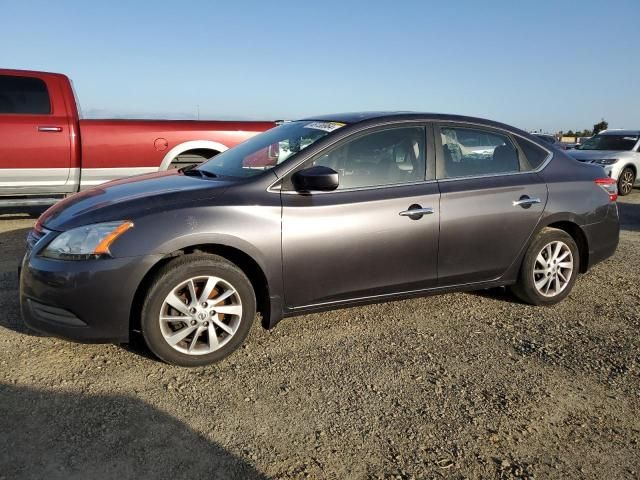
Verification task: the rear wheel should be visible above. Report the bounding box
[510,227,579,306]
[141,254,256,366]
[617,167,635,196]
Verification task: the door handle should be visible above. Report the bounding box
[38,126,63,132]
[399,205,434,220]
[513,196,541,208]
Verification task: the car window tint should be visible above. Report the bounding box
[0,75,51,114]
[516,138,549,169]
[438,127,520,179]
[312,127,426,190]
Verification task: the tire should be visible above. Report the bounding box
[140,254,256,367]
[617,167,635,196]
[510,227,579,306]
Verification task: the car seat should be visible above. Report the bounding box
[491,145,519,173]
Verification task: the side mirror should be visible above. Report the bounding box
[291,166,339,192]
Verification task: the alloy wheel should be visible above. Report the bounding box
[159,276,243,355]
[619,169,635,195]
[532,241,574,297]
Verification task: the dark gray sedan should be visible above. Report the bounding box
[20,112,620,366]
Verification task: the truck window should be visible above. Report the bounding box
[0,75,51,114]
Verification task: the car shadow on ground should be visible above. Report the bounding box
[618,199,640,231]
[120,333,164,361]
[0,383,269,479]
[0,223,33,335]
[468,286,522,304]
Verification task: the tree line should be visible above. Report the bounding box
[557,120,608,138]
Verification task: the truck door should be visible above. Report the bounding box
[0,73,71,194]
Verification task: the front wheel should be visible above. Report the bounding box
[510,227,579,306]
[140,254,256,367]
[617,167,636,196]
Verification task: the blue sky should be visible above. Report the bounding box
[2,0,639,132]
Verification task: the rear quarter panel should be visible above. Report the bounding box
[495,152,615,283]
[538,152,612,226]
[536,151,619,270]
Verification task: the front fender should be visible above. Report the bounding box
[110,200,284,323]
[154,231,270,274]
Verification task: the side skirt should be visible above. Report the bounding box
[282,278,517,319]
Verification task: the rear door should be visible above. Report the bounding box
[0,73,71,193]
[435,123,550,285]
[281,124,440,309]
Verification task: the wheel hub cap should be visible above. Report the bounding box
[158,275,243,355]
[621,171,634,194]
[533,240,574,298]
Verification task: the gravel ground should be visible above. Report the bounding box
[1,193,639,480]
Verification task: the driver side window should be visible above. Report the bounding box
[309,126,426,190]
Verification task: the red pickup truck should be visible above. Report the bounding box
[0,69,275,208]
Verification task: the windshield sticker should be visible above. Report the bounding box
[304,121,346,132]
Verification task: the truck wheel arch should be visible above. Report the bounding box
[159,140,229,170]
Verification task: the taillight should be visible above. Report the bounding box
[595,178,618,202]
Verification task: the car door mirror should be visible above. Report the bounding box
[291,166,339,192]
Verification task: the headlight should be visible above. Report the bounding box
[41,221,134,260]
[594,158,618,165]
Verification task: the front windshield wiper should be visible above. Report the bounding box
[179,164,217,178]
[179,164,199,174]
[199,170,218,178]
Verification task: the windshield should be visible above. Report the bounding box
[579,134,639,151]
[198,120,346,178]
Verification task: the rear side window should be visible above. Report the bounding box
[438,126,520,179]
[516,138,549,169]
[0,75,51,114]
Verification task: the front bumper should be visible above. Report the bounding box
[20,245,163,343]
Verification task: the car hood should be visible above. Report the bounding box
[39,170,234,231]
[567,149,625,161]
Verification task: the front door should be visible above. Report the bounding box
[281,125,440,309]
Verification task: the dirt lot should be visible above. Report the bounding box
[1,193,639,480]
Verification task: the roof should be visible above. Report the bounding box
[300,111,535,139]
[302,111,414,123]
[599,129,640,136]
[0,68,69,79]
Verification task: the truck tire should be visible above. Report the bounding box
[169,149,219,169]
